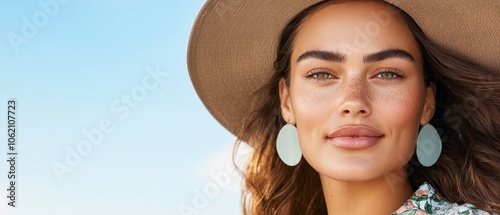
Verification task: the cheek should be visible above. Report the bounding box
[290,85,337,145]
[292,88,332,123]
[374,84,425,130]
[372,83,426,163]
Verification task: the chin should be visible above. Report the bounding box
[309,157,389,182]
[325,167,383,182]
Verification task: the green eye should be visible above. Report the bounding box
[312,73,334,79]
[306,69,335,80]
[376,70,403,79]
[377,72,396,79]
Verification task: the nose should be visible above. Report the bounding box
[337,77,371,117]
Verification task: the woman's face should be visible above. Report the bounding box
[280,1,435,182]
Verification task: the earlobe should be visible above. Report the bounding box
[279,78,295,124]
[420,82,436,125]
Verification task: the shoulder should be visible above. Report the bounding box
[393,182,498,215]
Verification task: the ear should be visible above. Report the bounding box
[420,82,436,125]
[279,78,296,124]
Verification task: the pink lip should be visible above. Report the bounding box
[327,125,384,149]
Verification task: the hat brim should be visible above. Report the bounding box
[187,0,500,138]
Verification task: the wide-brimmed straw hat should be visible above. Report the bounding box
[187,0,500,138]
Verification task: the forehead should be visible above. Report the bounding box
[292,1,421,62]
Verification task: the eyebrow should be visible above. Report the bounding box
[363,49,415,63]
[296,48,415,64]
[297,50,346,63]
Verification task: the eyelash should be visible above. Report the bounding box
[375,68,406,80]
[304,69,336,81]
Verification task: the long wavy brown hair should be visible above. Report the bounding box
[233,0,500,214]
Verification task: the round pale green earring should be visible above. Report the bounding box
[276,124,302,166]
[416,124,442,167]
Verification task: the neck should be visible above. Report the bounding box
[321,169,413,215]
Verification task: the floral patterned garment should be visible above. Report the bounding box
[393,182,498,215]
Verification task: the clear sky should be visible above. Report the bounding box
[0,0,245,214]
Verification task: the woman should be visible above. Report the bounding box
[188,0,500,214]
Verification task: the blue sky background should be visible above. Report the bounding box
[0,0,246,214]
